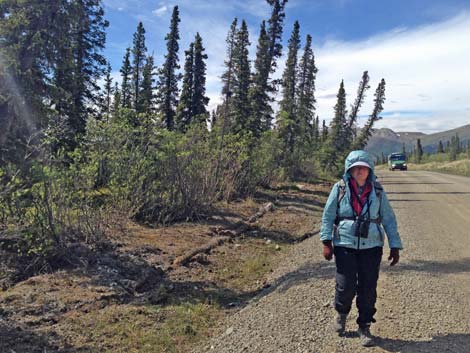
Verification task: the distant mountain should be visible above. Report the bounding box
[364,124,470,159]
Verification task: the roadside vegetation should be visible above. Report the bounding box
[407,158,470,177]
[1,0,384,351]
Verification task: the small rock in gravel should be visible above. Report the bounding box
[225,327,234,335]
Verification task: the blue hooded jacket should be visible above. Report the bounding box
[320,150,403,250]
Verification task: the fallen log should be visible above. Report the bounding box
[173,203,276,266]
[248,202,275,223]
[173,220,255,266]
[173,236,230,266]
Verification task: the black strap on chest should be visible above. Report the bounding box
[335,179,383,225]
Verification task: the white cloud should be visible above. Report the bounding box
[201,8,470,133]
[314,11,470,133]
[152,5,168,17]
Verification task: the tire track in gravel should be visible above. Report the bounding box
[196,171,470,353]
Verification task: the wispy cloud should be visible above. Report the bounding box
[314,11,470,132]
[152,5,168,17]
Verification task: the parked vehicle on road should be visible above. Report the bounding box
[388,153,407,171]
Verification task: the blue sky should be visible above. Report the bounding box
[102,0,470,133]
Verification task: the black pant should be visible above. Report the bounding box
[334,246,383,328]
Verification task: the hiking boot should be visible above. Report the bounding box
[333,313,347,334]
[357,325,375,347]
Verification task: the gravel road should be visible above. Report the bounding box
[196,170,470,353]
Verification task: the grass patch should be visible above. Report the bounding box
[66,302,222,353]
[407,159,470,177]
[213,239,286,290]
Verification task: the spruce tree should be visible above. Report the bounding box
[112,82,121,116]
[278,21,301,153]
[1,0,108,153]
[353,79,386,150]
[219,18,238,131]
[175,43,194,132]
[438,140,444,153]
[321,80,348,171]
[416,138,423,163]
[232,20,251,134]
[47,0,108,149]
[266,0,288,74]
[248,21,270,136]
[67,0,108,135]
[297,34,318,144]
[53,26,75,127]
[131,22,147,112]
[120,47,132,108]
[347,71,370,147]
[192,33,209,124]
[156,6,181,130]
[250,0,288,133]
[102,62,113,116]
[140,55,155,114]
[314,116,320,144]
[0,0,62,156]
[322,119,328,142]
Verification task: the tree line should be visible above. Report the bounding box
[0,0,386,268]
[376,133,470,165]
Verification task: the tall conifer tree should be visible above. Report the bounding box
[175,43,194,132]
[353,79,386,150]
[131,22,147,112]
[248,21,270,136]
[416,138,423,163]
[249,0,288,133]
[140,55,155,114]
[0,0,62,155]
[156,6,181,130]
[321,81,347,172]
[101,62,113,116]
[232,20,251,134]
[112,82,121,115]
[278,21,300,152]
[346,71,370,148]
[67,0,108,135]
[120,47,132,108]
[314,116,320,144]
[296,34,318,142]
[322,119,328,142]
[438,140,444,153]
[219,18,239,131]
[192,33,209,124]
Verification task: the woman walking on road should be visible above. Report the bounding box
[320,150,403,347]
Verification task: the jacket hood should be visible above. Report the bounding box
[343,150,376,181]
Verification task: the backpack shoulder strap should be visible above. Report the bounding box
[373,180,383,198]
[337,179,346,203]
[335,179,347,225]
[373,180,383,222]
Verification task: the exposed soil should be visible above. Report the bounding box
[0,182,329,352]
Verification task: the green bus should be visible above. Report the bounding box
[388,153,407,171]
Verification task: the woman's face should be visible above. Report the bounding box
[350,166,370,186]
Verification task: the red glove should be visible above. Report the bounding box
[323,240,333,261]
[388,248,400,266]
